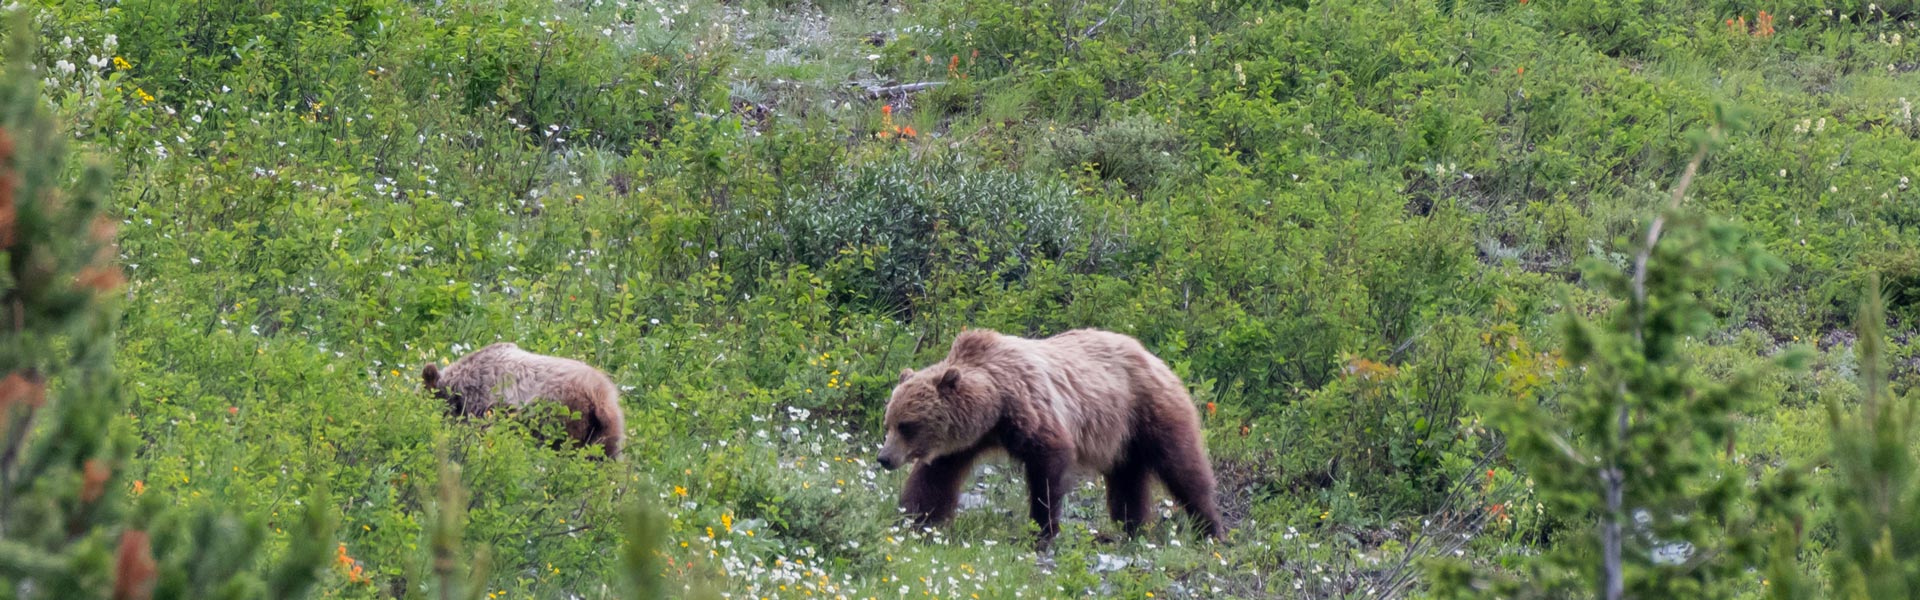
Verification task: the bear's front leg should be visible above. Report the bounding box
[901,448,981,527]
[1023,452,1070,550]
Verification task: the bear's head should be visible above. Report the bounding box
[878,366,997,470]
[421,364,467,416]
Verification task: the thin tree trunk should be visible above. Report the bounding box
[1608,124,1718,600]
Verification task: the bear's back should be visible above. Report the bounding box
[985,329,1179,471]
[443,344,615,408]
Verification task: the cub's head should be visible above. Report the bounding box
[421,364,468,416]
[877,366,993,470]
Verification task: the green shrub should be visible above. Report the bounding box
[1037,113,1185,191]
[742,157,1126,314]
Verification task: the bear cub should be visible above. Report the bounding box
[878,328,1224,547]
[423,342,625,460]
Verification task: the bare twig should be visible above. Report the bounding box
[537,525,595,538]
[1069,0,1128,51]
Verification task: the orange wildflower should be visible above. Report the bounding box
[76,266,124,292]
[0,371,46,412]
[335,543,371,584]
[82,459,110,504]
[114,530,157,600]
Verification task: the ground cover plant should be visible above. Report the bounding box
[3,0,1920,597]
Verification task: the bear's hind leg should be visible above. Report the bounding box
[1154,439,1226,539]
[901,448,981,527]
[1022,452,1071,549]
[1104,460,1152,536]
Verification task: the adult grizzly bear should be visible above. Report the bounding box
[422,343,625,460]
[877,328,1224,547]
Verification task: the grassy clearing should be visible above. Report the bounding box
[8,0,1920,597]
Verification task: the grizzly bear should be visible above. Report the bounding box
[422,343,625,460]
[877,328,1224,547]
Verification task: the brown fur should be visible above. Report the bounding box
[422,343,625,460]
[878,328,1224,547]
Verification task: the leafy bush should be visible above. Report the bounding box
[742,157,1126,314]
[1037,113,1185,191]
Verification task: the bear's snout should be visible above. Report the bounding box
[877,439,908,471]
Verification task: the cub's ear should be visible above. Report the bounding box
[422,364,440,388]
[936,368,961,393]
[899,368,915,383]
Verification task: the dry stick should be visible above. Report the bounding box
[1602,126,1719,600]
[1069,0,1128,52]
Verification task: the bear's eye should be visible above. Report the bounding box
[897,422,918,438]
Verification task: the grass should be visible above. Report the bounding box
[12,0,1920,597]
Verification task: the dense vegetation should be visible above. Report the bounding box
[3,0,1919,597]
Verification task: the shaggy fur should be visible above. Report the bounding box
[422,343,625,460]
[877,328,1224,547]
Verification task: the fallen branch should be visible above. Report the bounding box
[1072,0,1128,50]
[863,81,945,98]
[538,525,595,538]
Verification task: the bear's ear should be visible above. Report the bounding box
[422,364,440,388]
[936,368,961,394]
[899,368,915,383]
